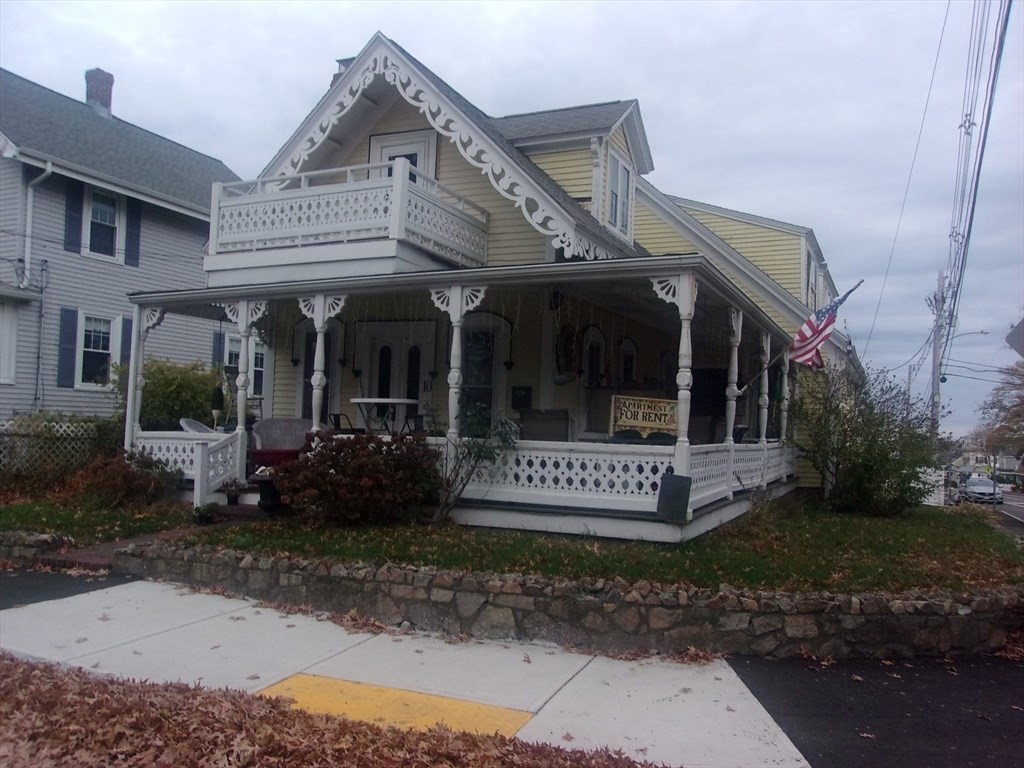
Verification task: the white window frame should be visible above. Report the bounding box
[369,129,438,185]
[75,311,121,389]
[225,334,269,401]
[607,149,633,240]
[82,187,127,263]
[0,302,16,385]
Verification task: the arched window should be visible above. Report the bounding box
[619,337,638,384]
[581,326,606,387]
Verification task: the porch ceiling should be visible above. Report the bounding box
[128,253,789,344]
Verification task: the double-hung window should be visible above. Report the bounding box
[80,315,113,385]
[607,150,632,238]
[0,302,15,385]
[227,336,266,398]
[88,191,119,257]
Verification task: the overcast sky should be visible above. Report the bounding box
[2,0,1021,438]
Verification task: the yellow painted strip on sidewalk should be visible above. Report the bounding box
[260,673,533,737]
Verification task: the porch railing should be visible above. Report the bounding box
[459,439,795,519]
[134,431,245,507]
[210,160,489,267]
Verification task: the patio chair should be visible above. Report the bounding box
[180,418,216,433]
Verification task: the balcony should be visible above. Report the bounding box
[207,159,489,280]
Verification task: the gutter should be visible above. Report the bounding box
[22,160,52,287]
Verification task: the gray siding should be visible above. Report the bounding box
[1,170,219,420]
[0,157,38,418]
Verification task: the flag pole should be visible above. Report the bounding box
[737,279,863,396]
[736,347,791,397]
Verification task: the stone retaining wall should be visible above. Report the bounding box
[114,543,1024,659]
[0,531,74,564]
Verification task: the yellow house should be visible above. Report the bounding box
[124,33,855,540]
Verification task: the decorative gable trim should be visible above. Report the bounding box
[269,36,615,262]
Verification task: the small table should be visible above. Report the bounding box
[350,398,420,435]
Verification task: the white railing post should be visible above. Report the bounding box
[210,182,222,256]
[298,295,347,430]
[194,440,209,508]
[389,157,410,240]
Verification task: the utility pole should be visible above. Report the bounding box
[930,270,944,441]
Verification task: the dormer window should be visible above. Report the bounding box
[607,150,632,238]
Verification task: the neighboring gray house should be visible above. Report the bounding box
[0,67,241,422]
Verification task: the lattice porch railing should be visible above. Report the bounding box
[457,439,795,520]
[134,431,245,507]
[212,161,488,267]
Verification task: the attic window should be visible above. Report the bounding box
[607,150,631,238]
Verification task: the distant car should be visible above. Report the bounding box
[956,477,1004,505]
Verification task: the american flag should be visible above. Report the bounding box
[790,281,862,368]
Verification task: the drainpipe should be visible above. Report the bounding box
[22,161,53,287]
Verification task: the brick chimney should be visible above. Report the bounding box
[85,68,114,116]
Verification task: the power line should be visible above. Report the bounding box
[863,2,951,357]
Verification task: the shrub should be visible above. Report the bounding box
[791,364,937,516]
[272,432,439,525]
[112,360,221,431]
[56,450,183,510]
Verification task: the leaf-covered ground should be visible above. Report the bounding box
[0,653,664,768]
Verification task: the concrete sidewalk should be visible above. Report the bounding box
[0,579,809,768]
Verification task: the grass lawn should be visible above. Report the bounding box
[0,500,193,547]
[187,497,1024,593]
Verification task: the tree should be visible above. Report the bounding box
[791,364,938,516]
[977,360,1024,456]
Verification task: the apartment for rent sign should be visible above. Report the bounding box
[610,395,677,437]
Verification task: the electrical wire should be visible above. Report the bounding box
[863,2,951,357]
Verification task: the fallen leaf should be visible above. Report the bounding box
[523,654,532,664]
[563,732,575,742]
[860,732,876,740]
[851,674,864,683]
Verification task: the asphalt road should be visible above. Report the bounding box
[2,569,1022,767]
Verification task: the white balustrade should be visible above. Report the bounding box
[135,431,244,507]
[213,161,488,266]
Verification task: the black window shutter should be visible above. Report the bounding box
[57,307,78,388]
[125,199,141,266]
[212,331,224,366]
[63,179,84,253]
[121,316,134,369]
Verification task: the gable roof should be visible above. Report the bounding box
[493,100,654,174]
[0,68,239,216]
[263,33,649,263]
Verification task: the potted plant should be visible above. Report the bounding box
[221,478,245,506]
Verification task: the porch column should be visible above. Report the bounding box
[758,332,770,490]
[431,285,486,440]
[651,274,697,476]
[219,300,268,432]
[779,349,790,441]
[122,306,165,449]
[724,308,742,499]
[758,332,770,444]
[299,294,347,431]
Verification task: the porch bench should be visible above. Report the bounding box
[248,418,316,471]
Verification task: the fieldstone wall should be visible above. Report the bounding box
[114,542,1024,659]
[0,531,74,564]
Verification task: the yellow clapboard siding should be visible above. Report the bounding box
[531,149,593,199]
[684,209,803,297]
[634,199,697,255]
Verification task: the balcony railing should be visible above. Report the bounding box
[210,159,489,267]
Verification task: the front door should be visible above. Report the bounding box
[356,321,435,430]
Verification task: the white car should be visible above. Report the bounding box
[956,477,1004,505]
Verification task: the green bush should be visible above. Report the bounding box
[56,450,183,511]
[272,432,439,525]
[792,365,936,516]
[113,360,221,431]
